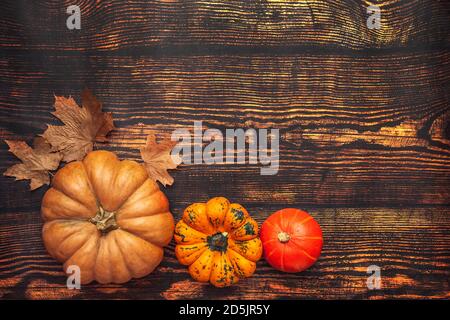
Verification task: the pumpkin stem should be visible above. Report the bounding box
[89,206,118,234]
[207,232,229,252]
[277,231,291,243]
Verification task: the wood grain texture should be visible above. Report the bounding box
[0,207,449,299]
[0,51,449,206]
[0,0,449,300]
[0,0,449,51]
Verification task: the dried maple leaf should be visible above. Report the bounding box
[4,138,62,190]
[140,134,180,187]
[42,89,115,162]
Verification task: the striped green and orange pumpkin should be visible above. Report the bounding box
[174,197,262,287]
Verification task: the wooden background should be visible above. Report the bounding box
[0,0,449,299]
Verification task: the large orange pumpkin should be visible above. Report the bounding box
[41,150,174,284]
[174,197,263,287]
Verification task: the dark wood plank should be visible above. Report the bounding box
[1,0,449,51]
[0,51,449,207]
[0,207,449,299]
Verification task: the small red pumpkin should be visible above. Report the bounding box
[260,208,323,273]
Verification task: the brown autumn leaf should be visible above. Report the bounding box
[42,89,115,162]
[4,138,62,190]
[140,134,180,187]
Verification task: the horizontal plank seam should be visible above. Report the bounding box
[1,44,450,57]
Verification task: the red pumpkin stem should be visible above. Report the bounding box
[277,231,291,243]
